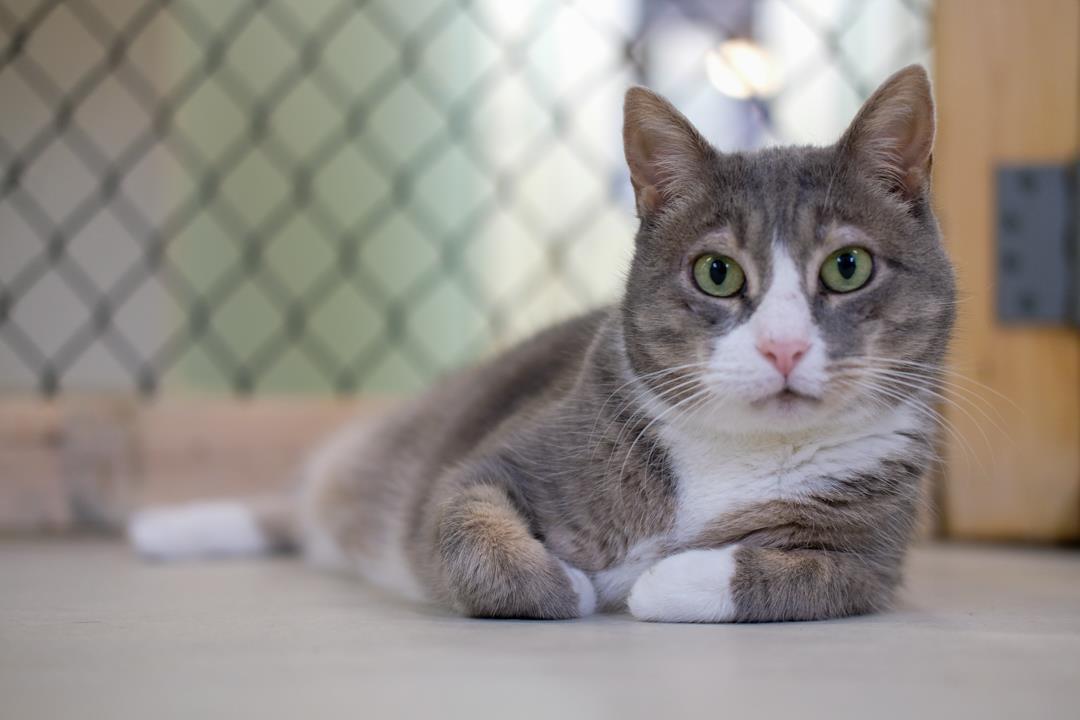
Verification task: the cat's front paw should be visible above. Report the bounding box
[627,546,740,623]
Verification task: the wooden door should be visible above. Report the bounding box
[934,0,1080,540]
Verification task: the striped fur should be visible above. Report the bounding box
[132,66,953,623]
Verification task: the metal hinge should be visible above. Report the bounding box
[996,162,1080,327]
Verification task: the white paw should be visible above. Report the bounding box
[558,560,597,617]
[128,502,267,561]
[627,546,740,623]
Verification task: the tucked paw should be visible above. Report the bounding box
[627,546,740,623]
[558,560,597,617]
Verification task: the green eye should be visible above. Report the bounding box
[692,254,745,297]
[820,246,873,293]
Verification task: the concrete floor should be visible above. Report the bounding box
[1,541,1078,719]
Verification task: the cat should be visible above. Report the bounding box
[130,65,955,623]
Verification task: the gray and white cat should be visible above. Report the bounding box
[131,65,955,623]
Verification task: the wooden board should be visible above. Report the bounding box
[934,0,1080,540]
[0,397,393,533]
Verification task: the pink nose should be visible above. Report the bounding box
[757,338,809,377]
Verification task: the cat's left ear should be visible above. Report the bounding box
[839,64,935,201]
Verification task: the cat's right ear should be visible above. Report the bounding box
[623,87,714,218]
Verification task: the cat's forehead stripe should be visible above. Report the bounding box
[766,249,802,296]
[754,248,813,337]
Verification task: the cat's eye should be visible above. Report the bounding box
[820,247,873,293]
[692,254,745,298]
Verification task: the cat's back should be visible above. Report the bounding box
[342,306,611,468]
[420,305,613,460]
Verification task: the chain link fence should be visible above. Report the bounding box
[0,0,931,396]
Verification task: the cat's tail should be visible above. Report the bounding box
[127,495,299,561]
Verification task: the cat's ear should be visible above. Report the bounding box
[839,65,935,201]
[623,87,714,218]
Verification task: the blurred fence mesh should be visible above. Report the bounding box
[0,0,931,396]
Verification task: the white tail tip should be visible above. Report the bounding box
[128,501,269,561]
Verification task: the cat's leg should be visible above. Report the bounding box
[435,483,596,620]
[627,545,897,622]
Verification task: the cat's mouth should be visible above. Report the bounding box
[752,387,821,408]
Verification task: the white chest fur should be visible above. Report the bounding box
[591,405,920,606]
[665,405,920,541]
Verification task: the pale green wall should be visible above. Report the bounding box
[167,2,484,393]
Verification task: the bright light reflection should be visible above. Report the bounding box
[705,39,782,100]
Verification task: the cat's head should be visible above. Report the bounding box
[620,65,955,435]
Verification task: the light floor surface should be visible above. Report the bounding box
[1,540,1078,719]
